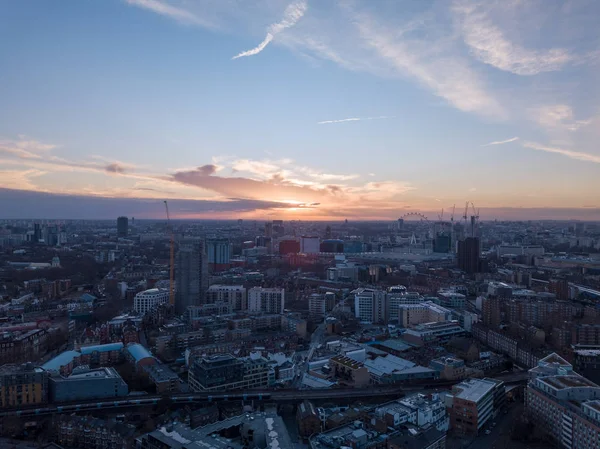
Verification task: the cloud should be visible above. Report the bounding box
[232,0,308,59]
[104,163,129,174]
[0,137,57,159]
[453,0,573,75]
[0,188,315,219]
[348,6,505,118]
[522,141,600,164]
[482,137,519,146]
[317,116,394,125]
[125,0,215,28]
[530,104,592,132]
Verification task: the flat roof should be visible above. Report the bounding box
[453,379,496,403]
[541,375,598,390]
[42,350,81,371]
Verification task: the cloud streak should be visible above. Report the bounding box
[453,0,573,76]
[232,0,307,59]
[317,116,394,125]
[125,0,215,28]
[522,141,600,164]
[482,137,519,146]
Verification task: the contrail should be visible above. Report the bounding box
[318,116,394,125]
[232,1,307,60]
[482,137,519,146]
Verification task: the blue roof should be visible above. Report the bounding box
[42,350,81,371]
[127,343,154,362]
[79,342,124,355]
[80,293,97,302]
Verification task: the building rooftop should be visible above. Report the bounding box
[79,342,124,355]
[331,355,363,370]
[66,367,122,380]
[539,352,571,367]
[142,413,292,449]
[541,375,598,390]
[42,350,81,372]
[453,378,497,403]
[126,343,154,362]
[143,364,180,383]
[0,363,44,374]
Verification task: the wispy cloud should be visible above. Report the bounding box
[482,137,519,146]
[232,0,307,60]
[317,116,394,125]
[522,141,600,164]
[530,104,593,132]
[348,6,505,118]
[125,0,215,28]
[453,0,573,76]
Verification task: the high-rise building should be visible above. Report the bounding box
[354,288,386,323]
[117,216,128,238]
[206,238,231,272]
[309,293,326,320]
[248,287,285,314]
[175,239,208,315]
[457,237,480,274]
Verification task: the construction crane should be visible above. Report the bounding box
[450,204,456,223]
[462,201,469,225]
[164,200,175,306]
[437,208,444,222]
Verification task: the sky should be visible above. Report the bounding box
[1,0,599,220]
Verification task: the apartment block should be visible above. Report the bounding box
[0,363,48,409]
[526,353,600,448]
[398,301,451,327]
[206,284,247,311]
[248,287,285,314]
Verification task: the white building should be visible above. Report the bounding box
[248,287,285,314]
[206,285,247,311]
[398,301,451,327]
[300,236,320,254]
[134,288,169,315]
[354,288,386,323]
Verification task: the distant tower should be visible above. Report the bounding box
[51,255,61,268]
[325,225,332,239]
[175,239,209,315]
[117,216,128,238]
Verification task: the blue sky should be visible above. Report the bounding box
[0,0,599,219]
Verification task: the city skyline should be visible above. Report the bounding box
[1,0,599,220]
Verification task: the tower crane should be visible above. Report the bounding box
[469,202,480,237]
[450,204,456,223]
[164,201,175,306]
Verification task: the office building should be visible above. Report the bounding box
[354,288,386,323]
[279,238,300,255]
[206,284,247,311]
[248,287,285,314]
[49,367,128,403]
[526,353,600,448]
[457,237,480,274]
[0,363,48,409]
[117,216,128,237]
[402,321,465,346]
[300,236,320,254]
[188,354,270,392]
[309,293,330,320]
[206,237,231,271]
[449,378,505,435]
[398,301,451,327]
[329,355,371,387]
[175,238,209,314]
[133,288,169,315]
